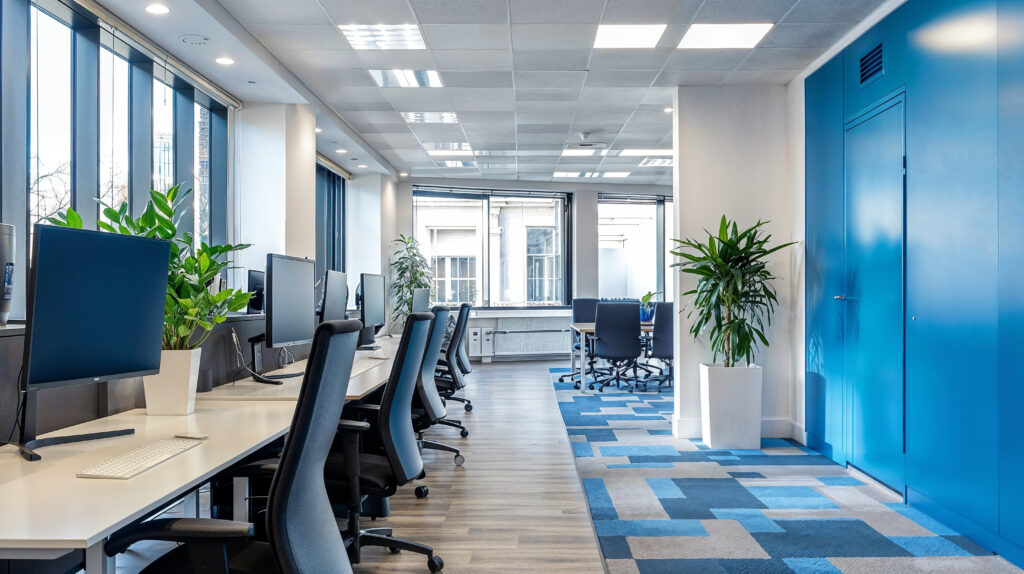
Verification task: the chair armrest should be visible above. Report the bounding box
[351,404,380,413]
[339,419,371,433]
[106,518,253,556]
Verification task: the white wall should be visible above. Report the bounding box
[345,173,384,304]
[672,85,796,439]
[284,104,316,260]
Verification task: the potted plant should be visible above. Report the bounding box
[49,185,251,415]
[672,216,794,449]
[387,234,432,334]
[639,290,660,322]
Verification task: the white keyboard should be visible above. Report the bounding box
[77,438,202,480]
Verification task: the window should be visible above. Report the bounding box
[194,103,211,245]
[315,163,345,301]
[153,79,175,192]
[99,48,130,220]
[29,7,73,229]
[413,189,569,307]
[664,199,675,302]
[599,201,659,299]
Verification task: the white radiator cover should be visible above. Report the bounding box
[491,317,571,356]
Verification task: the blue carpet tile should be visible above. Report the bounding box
[550,368,1020,573]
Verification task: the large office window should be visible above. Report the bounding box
[99,48,130,220]
[153,80,175,192]
[29,7,73,229]
[194,103,211,245]
[314,163,345,301]
[599,201,659,299]
[413,189,569,307]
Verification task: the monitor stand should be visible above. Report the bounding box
[247,333,301,385]
[14,389,134,462]
[357,325,380,351]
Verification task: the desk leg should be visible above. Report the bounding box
[579,337,588,394]
[183,489,199,518]
[233,476,249,521]
[85,541,114,574]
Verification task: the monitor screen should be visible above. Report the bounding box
[360,273,386,328]
[321,270,348,322]
[247,269,264,314]
[266,254,315,348]
[412,287,430,313]
[24,226,169,390]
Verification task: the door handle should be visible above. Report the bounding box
[834,295,846,301]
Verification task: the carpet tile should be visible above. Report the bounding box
[550,368,1020,573]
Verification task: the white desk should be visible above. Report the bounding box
[0,401,296,573]
[198,336,400,402]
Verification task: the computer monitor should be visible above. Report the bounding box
[17,225,170,461]
[319,270,348,323]
[411,287,430,314]
[357,273,386,348]
[247,269,265,314]
[265,253,315,349]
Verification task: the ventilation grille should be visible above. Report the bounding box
[860,43,884,85]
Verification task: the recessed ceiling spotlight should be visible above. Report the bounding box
[357,164,368,169]
[215,57,235,66]
[145,3,170,15]
[315,128,323,133]
[339,24,425,50]
[663,107,674,113]
[369,69,442,88]
[594,24,667,49]
[678,23,774,49]
[399,172,409,177]
[336,148,348,154]
[180,34,210,46]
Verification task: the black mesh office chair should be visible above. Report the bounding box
[104,319,364,574]
[643,301,674,392]
[591,301,643,392]
[435,303,472,412]
[326,312,444,572]
[559,297,600,387]
[413,306,468,465]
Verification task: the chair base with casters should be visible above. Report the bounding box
[591,359,638,393]
[417,432,465,466]
[643,362,673,392]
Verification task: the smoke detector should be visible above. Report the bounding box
[573,132,607,149]
[180,34,210,46]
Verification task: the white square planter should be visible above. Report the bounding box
[700,363,763,450]
[143,348,202,416]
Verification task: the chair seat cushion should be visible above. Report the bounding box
[141,541,279,574]
[325,452,394,497]
[412,408,431,431]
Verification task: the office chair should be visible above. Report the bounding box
[591,301,643,393]
[435,303,473,412]
[559,297,599,388]
[642,301,674,392]
[104,319,364,574]
[326,312,445,572]
[413,306,468,466]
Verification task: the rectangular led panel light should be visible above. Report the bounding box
[602,172,631,178]
[561,149,595,157]
[620,149,673,157]
[678,23,774,49]
[402,112,458,123]
[427,150,474,157]
[369,69,442,88]
[339,24,426,50]
[639,158,674,167]
[594,24,667,49]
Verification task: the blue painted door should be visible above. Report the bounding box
[843,97,905,491]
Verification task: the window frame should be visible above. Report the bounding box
[597,194,672,301]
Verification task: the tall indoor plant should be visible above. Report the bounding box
[387,234,433,334]
[671,216,794,448]
[49,184,251,414]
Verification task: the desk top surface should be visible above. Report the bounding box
[570,322,655,333]
[198,336,399,402]
[0,401,296,549]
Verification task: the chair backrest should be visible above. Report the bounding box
[379,312,434,484]
[593,301,642,361]
[267,319,361,574]
[415,306,450,422]
[572,298,599,322]
[444,303,471,364]
[650,301,674,360]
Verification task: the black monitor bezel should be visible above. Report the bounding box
[247,269,265,314]
[265,253,315,349]
[21,226,167,392]
[359,272,386,329]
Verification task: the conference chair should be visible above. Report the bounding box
[435,303,473,412]
[560,297,599,387]
[412,306,468,466]
[591,301,643,393]
[326,312,445,572]
[104,319,364,574]
[642,301,674,392]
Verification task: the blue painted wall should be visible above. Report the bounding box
[805,0,1024,564]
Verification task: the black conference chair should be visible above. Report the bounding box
[642,301,674,392]
[412,306,468,466]
[591,301,643,393]
[104,319,364,574]
[435,303,472,412]
[326,312,445,572]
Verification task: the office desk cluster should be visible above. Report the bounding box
[0,337,400,573]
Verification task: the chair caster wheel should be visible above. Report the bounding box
[454,454,465,466]
[428,556,444,572]
[460,428,469,438]
[415,485,429,499]
[389,546,401,554]
[464,403,473,412]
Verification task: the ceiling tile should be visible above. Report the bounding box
[321,86,385,102]
[440,71,514,88]
[725,68,804,84]
[275,49,363,74]
[584,70,658,88]
[517,123,570,134]
[577,87,648,107]
[308,69,377,88]
[511,24,598,50]
[693,0,798,23]
[513,50,591,71]
[602,0,702,24]
[410,0,509,24]
[517,111,573,123]
[517,100,578,113]
[381,88,454,110]
[331,100,396,112]
[515,88,580,102]
[421,24,511,50]
[652,69,730,86]
[759,22,851,48]
[663,50,751,70]
[355,50,438,69]
[320,0,418,23]
[510,0,605,24]
[783,0,887,24]
[739,47,822,69]
[514,71,587,89]
[220,0,326,25]
[587,49,673,71]
[448,88,517,111]
[457,111,516,123]
[248,25,349,51]
[432,50,513,71]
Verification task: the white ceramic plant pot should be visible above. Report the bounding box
[143,348,202,416]
[700,363,763,450]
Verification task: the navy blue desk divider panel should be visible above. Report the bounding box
[804,54,847,463]
[997,0,1024,552]
[903,0,1000,534]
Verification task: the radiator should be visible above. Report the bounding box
[492,317,572,356]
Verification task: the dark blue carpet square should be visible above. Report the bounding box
[673,478,768,509]
[730,471,766,479]
[943,535,993,556]
[715,455,836,467]
[753,519,913,558]
[552,382,576,391]
[568,428,619,442]
[599,536,632,559]
[637,558,795,574]
[647,429,672,436]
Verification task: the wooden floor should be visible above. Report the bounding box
[115,359,605,574]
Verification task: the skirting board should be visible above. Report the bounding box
[673,416,802,441]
